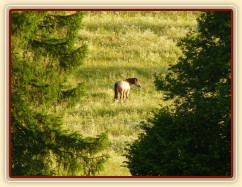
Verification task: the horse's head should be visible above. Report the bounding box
[125,78,141,87]
[134,78,141,88]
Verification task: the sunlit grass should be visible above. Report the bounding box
[63,11,199,176]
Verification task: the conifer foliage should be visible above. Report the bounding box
[11,11,108,176]
[125,11,232,176]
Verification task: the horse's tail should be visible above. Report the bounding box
[114,82,119,101]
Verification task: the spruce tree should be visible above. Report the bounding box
[11,11,108,176]
[125,11,232,176]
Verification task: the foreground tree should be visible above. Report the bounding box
[125,11,232,176]
[11,11,108,176]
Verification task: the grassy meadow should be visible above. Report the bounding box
[63,11,199,176]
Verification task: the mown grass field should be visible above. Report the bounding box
[63,11,199,176]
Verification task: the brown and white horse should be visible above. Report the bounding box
[114,78,141,102]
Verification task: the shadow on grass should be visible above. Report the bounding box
[76,65,167,80]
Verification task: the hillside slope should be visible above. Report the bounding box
[63,11,199,176]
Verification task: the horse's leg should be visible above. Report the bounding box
[120,90,124,103]
[114,83,119,103]
[122,90,126,103]
[114,92,119,103]
[125,89,130,100]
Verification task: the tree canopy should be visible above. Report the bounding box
[11,11,108,176]
[125,11,232,176]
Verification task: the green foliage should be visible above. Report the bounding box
[125,12,231,176]
[11,11,108,176]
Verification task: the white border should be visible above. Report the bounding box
[2,4,240,9]
[4,4,238,183]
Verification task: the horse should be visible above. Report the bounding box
[114,78,141,102]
